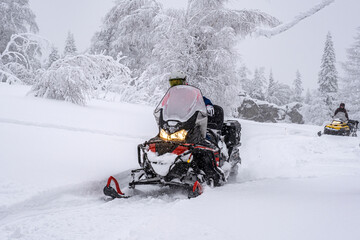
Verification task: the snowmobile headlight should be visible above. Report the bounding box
[160,129,188,141]
[160,129,170,140]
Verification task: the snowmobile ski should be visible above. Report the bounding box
[103,176,130,199]
[188,181,203,199]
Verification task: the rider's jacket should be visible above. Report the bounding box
[334,107,349,120]
[203,96,213,106]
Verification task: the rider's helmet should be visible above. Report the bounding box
[340,103,345,108]
[169,71,187,87]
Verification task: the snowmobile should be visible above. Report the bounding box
[318,112,359,137]
[104,85,241,199]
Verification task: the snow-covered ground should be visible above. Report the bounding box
[1,83,360,240]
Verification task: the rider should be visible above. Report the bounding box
[333,103,358,133]
[168,71,224,184]
[168,71,215,117]
[334,103,349,121]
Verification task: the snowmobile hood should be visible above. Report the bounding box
[325,120,349,130]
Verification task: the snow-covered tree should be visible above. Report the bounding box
[31,54,132,105]
[302,90,331,125]
[238,65,251,83]
[304,88,312,104]
[250,68,267,100]
[90,0,335,113]
[341,27,360,120]
[267,69,276,101]
[92,0,280,108]
[63,32,77,57]
[0,33,50,84]
[242,68,293,106]
[47,46,60,68]
[268,81,293,106]
[91,0,161,77]
[0,0,39,54]
[318,32,338,109]
[292,70,304,102]
[162,1,279,108]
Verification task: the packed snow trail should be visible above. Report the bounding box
[1,83,360,240]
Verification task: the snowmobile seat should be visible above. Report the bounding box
[208,105,224,130]
[222,120,241,148]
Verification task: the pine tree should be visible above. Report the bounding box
[47,46,60,68]
[318,32,338,109]
[301,32,340,125]
[293,70,304,102]
[341,27,360,120]
[0,0,38,54]
[267,69,275,101]
[266,70,292,106]
[63,32,77,57]
[304,88,312,104]
[251,67,267,100]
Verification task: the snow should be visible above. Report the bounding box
[1,83,360,240]
[255,0,335,38]
[147,151,182,176]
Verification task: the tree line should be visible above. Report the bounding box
[2,0,357,124]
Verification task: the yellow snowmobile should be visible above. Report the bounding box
[318,112,358,137]
[323,120,351,136]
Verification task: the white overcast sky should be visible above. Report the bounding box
[30,0,360,90]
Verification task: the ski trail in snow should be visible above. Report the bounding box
[0,170,187,227]
[0,117,148,140]
[0,171,131,226]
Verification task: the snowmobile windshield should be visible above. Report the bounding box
[155,85,207,122]
[334,112,347,122]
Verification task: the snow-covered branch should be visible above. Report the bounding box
[0,69,21,84]
[255,0,335,38]
[0,33,52,84]
[31,54,133,105]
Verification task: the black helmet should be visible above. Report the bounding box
[340,103,345,108]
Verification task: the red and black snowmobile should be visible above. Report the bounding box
[104,85,241,199]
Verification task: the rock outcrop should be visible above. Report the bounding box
[237,98,304,124]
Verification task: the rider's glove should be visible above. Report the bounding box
[206,105,215,117]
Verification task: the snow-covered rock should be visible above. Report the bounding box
[237,98,304,124]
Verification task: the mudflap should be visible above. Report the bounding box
[103,176,130,199]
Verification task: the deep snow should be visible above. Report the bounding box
[1,83,360,240]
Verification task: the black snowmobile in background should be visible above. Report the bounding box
[104,85,241,199]
[318,112,359,137]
